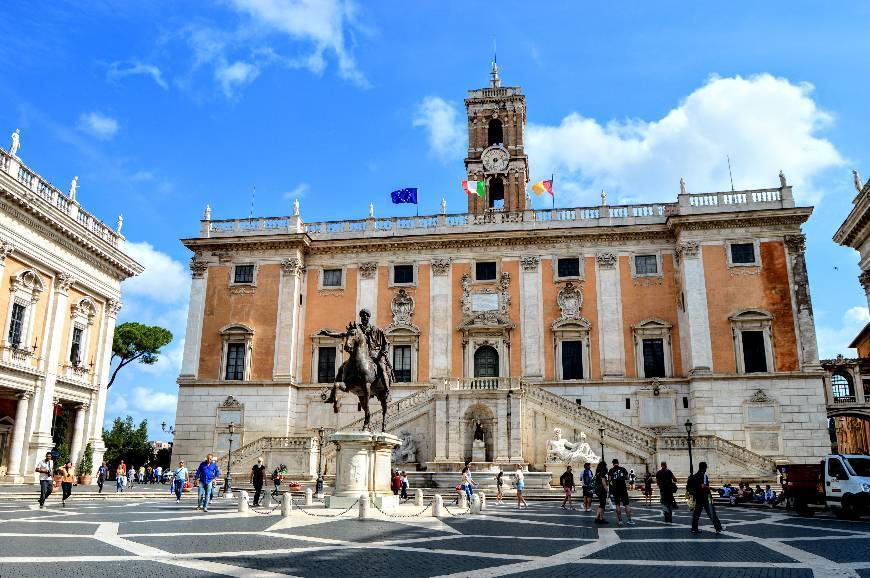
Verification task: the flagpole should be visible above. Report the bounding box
[551,173,555,209]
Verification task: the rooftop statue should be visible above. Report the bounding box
[679,177,686,195]
[855,169,864,194]
[293,198,300,216]
[9,128,20,157]
[779,170,787,188]
[319,309,394,431]
[69,176,78,200]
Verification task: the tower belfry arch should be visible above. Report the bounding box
[464,60,529,213]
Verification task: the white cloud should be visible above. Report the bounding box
[817,306,870,359]
[77,112,119,141]
[106,61,169,90]
[283,182,309,199]
[526,74,844,205]
[131,387,178,412]
[413,96,464,160]
[122,242,189,303]
[216,60,261,96]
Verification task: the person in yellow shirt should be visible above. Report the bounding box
[59,462,75,507]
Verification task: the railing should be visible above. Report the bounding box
[0,148,122,248]
[445,377,519,391]
[0,345,37,368]
[686,188,782,207]
[833,395,858,404]
[214,435,316,472]
[658,434,776,475]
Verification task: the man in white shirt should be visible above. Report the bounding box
[35,452,54,508]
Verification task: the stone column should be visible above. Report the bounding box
[29,272,75,464]
[509,392,523,462]
[676,242,713,374]
[519,256,544,380]
[69,404,87,467]
[356,262,378,323]
[434,394,448,461]
[274,257,304,379]
[429,259,452,378]
[90,298,121,474]
[180,258,208,377]
[5,392,31,479]
[785,235,821,370]
[595,253,625,378]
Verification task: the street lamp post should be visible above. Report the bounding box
[598,426,605,463]
[685,420,694,475]
[224,422,235,495]
[315,427,326,499]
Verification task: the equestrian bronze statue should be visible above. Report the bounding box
[319,308,393,431]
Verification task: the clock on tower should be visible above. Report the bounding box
[463,60,529,213]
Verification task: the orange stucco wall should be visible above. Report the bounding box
[199,264,281,380]
[704,241,799,373]
[619,254,683,377]
[0,258,51,360]
[300,267,359,383]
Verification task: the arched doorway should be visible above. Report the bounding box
[463,404,495,462]
[474,345,499,377]
[488,177,504,209]
[487,119,503,145]
[831,371,856,402]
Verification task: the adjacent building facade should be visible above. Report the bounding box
[0,139,142,483]
[173,70,831,481]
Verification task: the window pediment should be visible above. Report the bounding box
[220,323,254,336]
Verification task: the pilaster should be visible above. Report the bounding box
[356,262,379,323]
[274,257,305,379]
[89,298,120,474]
[180,258,208,377]
[676,241,713,374]
[428,259,452,378]
[519,256,544,379]
[595,252,625,378]
[784,235,821,370]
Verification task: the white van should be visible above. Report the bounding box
[825,454,870,519]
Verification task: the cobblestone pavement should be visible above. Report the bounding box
[0,496,868,577]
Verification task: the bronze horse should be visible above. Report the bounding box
[339,322,390,432]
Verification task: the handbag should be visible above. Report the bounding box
[685,492,696,510]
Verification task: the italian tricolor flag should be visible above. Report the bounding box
[462,180,485,197]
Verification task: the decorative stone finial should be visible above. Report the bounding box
[203,204,211,220]
[9,128,20,157]
[116,214,123,233]
[679,177,686,195]
[600,190,607,205]
[69,176,78,200]
[854,169,864,193]
[779,170,787,188]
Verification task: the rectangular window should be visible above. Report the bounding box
[225,343,246,380]
[393,345,412,382]
[322,269,342,287]
[233,265,255,284]
[741,330,768,373]
[625,398,631,409]
[393,265,414,285]
[561,340,583,380]
[70,327,83,365]
[475,261,497,281]
[7,302,25,348]
[731,243,756,264]
[557,258,580,278]
[642,338,666,378]
[634,254,658,275]
[317,347,337,383]
[683,396,689,409]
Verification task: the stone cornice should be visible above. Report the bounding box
[834,190,870,248]
[667,208,812,234]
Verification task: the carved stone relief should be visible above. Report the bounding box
[556,282,583,320]
[431,258,451,276]
[596,252,617,269]
[520,256,539,271]
[359,262,378,279]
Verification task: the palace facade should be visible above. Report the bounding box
[0,140,142,483]
[173,69,830,482]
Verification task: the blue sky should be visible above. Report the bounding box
[1,1,869,441]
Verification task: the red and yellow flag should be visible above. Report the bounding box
[531,179,553,196]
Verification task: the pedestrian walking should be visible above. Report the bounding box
[391,469,401,496]
[461,465,477,501]
[128,466,135,488]
[115,461,126,493]
[35,452,54,508]
[193,453,220,512]
[400,471,409,501]
[494,469,504,505]
[687,461,723,534]
[608,459,634,525]
[138,465,145,484]
[560,465,576,510]
[97,462,109,494]
[250,457,266,506]
[171,460,189,503]
[655,461,677,522]
[594,461,609,525]
[59,462,75,507]
[643,470,653,505]
[513,466,528,509]
[629,468,637,491]
[581,462,595,512]
[155,465,163,484]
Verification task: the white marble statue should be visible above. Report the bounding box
[779,170,787,188]
[546,427,598,465]
[9,128,20,157]
[69,176,78,199]
[293,198,300,216]
[368,202,374,218]
[391,431,417,463]
[116,214,123,233]
[855,169,864,193]
[440,197,446,215]
[204,204,211,220]
[600,190,607,205]
[679,177,686,195]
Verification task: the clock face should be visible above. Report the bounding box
[482,146,509,172]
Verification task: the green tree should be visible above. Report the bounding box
[108,322,173,389]
[155,447,172,470]
[79,442,94,478]
[55,441,70,473]
[103,416,152,469]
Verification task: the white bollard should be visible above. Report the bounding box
[237,491,249,513]
[281,492,293,517]
[305,488,313,506]
[359,494,370,519]
[263,491,272,508]
[471,494,481,514]
[415,488,424,507]
[479,491,486,511]
[459,492,468,509]
[432,494,443,517]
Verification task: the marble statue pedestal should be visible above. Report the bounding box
[472,439,486,463]
[324,431,401,511]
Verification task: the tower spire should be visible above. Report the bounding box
[490,41,500,88]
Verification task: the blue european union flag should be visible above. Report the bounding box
[390,187,418,204]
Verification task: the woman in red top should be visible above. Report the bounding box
[391,470,401,495]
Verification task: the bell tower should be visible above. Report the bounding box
[464,60,529,213]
